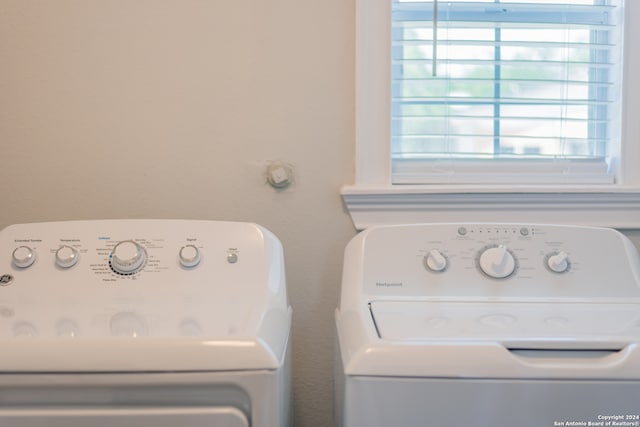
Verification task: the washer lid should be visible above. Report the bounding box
[337,300,640,379]
[371,300,640,349]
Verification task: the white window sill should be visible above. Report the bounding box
[341,185,640,230]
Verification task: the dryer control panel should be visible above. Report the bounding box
[346,223,640,301]
[0,220,287,341]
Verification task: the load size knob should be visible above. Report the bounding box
[479,245,516,279]
[424,249,447,272]
[110,240,146,275]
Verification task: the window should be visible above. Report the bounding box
[343,0,640,229]
[392,0,621,185]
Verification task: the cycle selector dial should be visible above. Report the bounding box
[110,240,146,275]
[478,245,516,279]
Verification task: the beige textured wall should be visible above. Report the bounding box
[5,3,640,427]
[0,1,355,426]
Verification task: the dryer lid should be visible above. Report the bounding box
[0,407,249,427]
[0,310,291,372]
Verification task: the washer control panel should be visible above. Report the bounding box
[0,220,286,340]
[355,223,640,300]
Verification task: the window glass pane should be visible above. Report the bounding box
[391,0,621,172]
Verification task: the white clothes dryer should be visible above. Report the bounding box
[0,219,291,427]
[335,223,640,427]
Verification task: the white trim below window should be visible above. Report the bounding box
[342,186,640,230]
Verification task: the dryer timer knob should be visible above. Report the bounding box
[110,240,146,274]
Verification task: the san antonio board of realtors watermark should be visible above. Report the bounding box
[554,415,640,426]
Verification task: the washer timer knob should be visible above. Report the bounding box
[110,240,146,274]
[479,245,516,279]
[425,249,447,272]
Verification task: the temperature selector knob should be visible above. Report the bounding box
[55,245,79,268]
[547,251,570,273]
[479,245,516,279]
[110,240,146,275]
[12,246,37,268]
[425,249,447,272]
[179,245,201,268]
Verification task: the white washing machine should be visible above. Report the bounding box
[0,219,291,427]
[335,223,640,427]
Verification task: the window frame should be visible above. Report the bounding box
[342,0,640,230]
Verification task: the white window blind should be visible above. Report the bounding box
[391,0,623,184]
